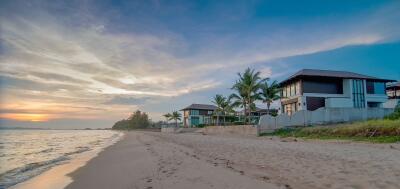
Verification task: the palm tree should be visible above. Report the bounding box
[231,68,267,124]
[169,111,181,128]
[163,113,172,125]
[229,91,247,123]
[212,94,233,126]
[212,94,226,126]
[221,97,234,126]
[260,80,281,114]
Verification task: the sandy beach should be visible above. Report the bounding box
[64,131,400,189]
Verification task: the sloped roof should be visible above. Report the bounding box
[180,104,217,111]
[280,69,395,84]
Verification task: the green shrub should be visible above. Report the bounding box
[384,105,400,120]
[197,124,206,128]
[264,119,400,143]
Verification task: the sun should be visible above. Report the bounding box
[0,113,50,122]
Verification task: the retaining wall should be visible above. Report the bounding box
[259,108,394,134]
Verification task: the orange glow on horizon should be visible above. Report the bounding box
[0,113,51,122]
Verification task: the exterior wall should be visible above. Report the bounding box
[383,99,400,108]
[259,107,394,133]
[366,94,388,107]
[325,98,353,108]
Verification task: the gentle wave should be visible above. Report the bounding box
[0,156,69,188]
[23,148,54,156]
[0,130,121,188]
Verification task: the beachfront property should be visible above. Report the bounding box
[236,107,278,123]
[181,104,217,127]
[384,82,400,108]
[237,107,278,116]
[279,69,396,115]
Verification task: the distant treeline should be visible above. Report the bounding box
[112,110,151,130]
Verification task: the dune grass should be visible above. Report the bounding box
[262,119,400,143]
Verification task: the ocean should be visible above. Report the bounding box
[0,129,122,188]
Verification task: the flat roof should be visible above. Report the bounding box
[387,82,400,89]
[280,69,395,85]
[180,104,217,111]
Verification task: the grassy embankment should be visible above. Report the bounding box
[262,109,400,143]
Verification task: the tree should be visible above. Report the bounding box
[112,110,151,130]
[112,119,129,130]
[231,68,267,124]
[212,94,226,126]
[169,111,181,128]
[221,97,234,125]
[163,113,172,123]
[260,80,281,114]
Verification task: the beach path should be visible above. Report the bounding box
[66,131,400,189]
[66,132,279,189]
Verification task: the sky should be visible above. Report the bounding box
[1,0,400,129]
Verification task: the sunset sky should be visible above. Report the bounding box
[1,0,400,129]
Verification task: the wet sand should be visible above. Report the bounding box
[66,132,400,189]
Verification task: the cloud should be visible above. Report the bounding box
[0,0,399,125]
[29,72,92,84]
[104,96,149,105]
[0,75,83,92]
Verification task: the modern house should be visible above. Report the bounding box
[384,82,400,108]
[181,104,217,127]
[279,69,395,115]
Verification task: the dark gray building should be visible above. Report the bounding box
[279,69,395,115]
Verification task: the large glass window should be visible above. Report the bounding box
[286,86,290,97]
[282,87,287,97]
[303,79,343,94]
[290,83,295,96]
[367,81,385,94]
[352,79,365,108]
[190,110,199,115]
[296,81,301,95]
[190,117,199,126]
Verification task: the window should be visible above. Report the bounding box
[282,87,287,97]
[296,81,301,95]
[367,81,385,94]
[190,116,199,126]
[286,86,290,97]
[352,79,365,108]
[290,83,295,96]
[302,78,343,94]
[190,110,199,115]
[367,102,381,108]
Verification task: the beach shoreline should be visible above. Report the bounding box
[62,131,400,189]
[10,131,124,189]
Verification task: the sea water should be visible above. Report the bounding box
[0,129,122,188]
